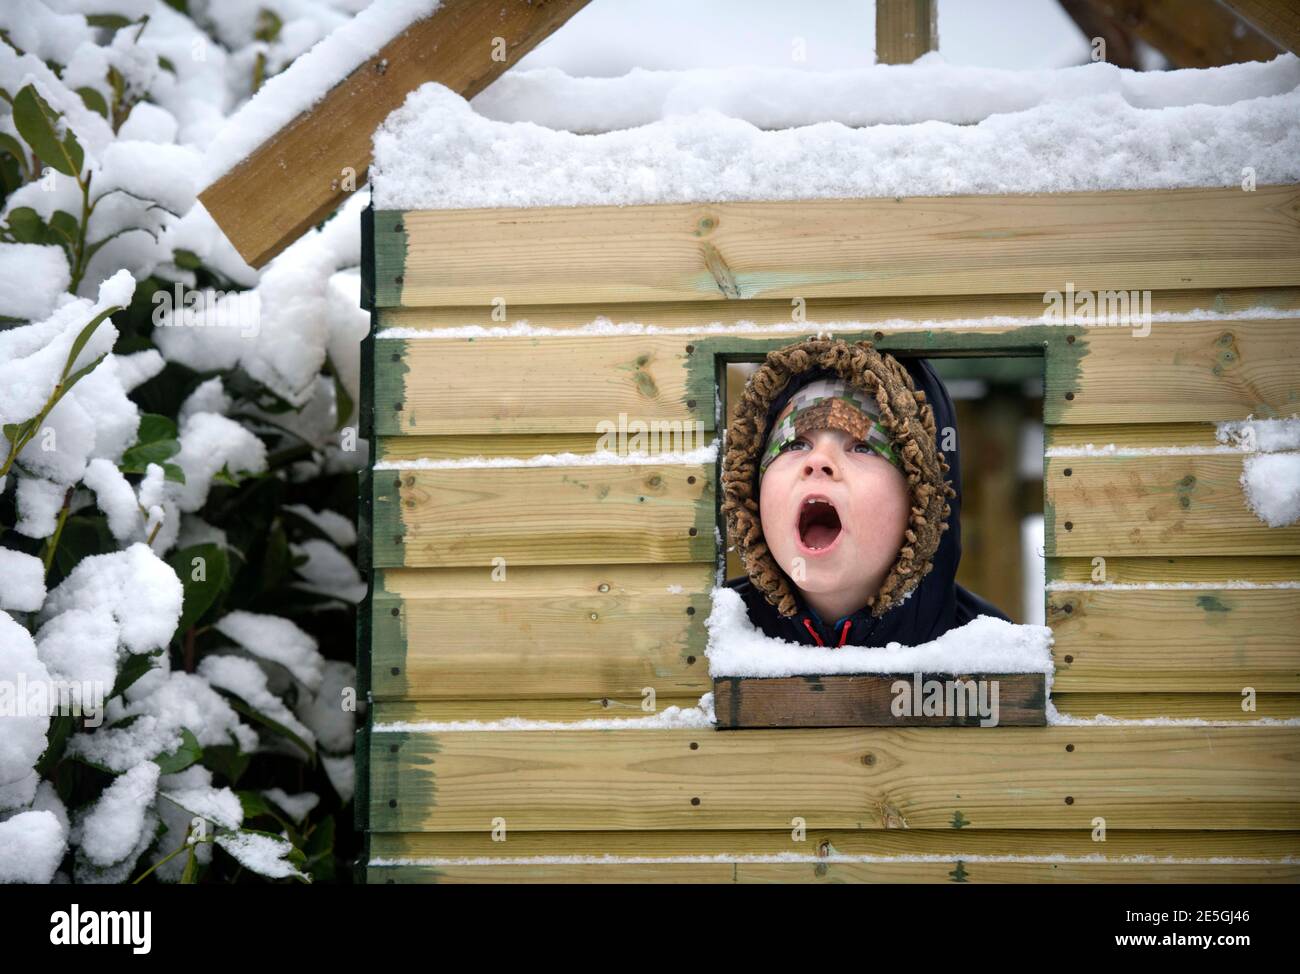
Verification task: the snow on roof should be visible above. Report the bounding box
[471,54,1300,132]
[370,53,1300,210]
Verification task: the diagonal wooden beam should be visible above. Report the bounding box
[1062,0,1282,69]
[1218,0,1300,54]
[199,0,591,270]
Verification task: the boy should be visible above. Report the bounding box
[722,337,1010,648]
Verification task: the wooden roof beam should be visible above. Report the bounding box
[199,0,591,270]
[1060,0,1282,69]
[1218,0,1300,54]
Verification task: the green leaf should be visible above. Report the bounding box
[201,745,250,786]
[120,437,180,470]
[0,132,29,179]
[158,56,176,75]
[4,207,49,244]
[167,543,230,634]
[62,306,118,380]
[162,462,186,484]
[254,8,283,43]
[216,690,316,765]
[152,727,202,774]
[137,413,178,443]
[328,354,353,432]
[75,86,109,119]
[172,248,201,270]
[179,845,200,883]
[216,828,310,882]
[49,352,107,413]
[110,650,160,700]
[86,13,134,29]
[302,811,335,868]
[237,791,275,821]
[107,66,126,108]
[35,714,76,777]
[12,85,83,179]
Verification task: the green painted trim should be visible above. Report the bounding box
[372,210,407,307]
[1042,457,1057,560]
[369,731,439,832]
[368,865,446,884]
[355,204,377,839]
[372,338,409,437]
[692,463,719,563]
[370,573,410,699]
[370,474,405,568]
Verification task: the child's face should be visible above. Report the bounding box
[758,426,911,605]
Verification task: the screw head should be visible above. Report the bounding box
[690,797,701,806]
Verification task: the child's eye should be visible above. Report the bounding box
[852,441,873,454]
[780,437,810,453]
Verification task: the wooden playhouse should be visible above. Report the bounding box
[199,2,1300,883]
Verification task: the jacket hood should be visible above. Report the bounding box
[721,338,960,631]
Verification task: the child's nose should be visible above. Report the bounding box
[802,442,842,478]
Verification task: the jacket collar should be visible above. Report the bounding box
[791,588,880,648]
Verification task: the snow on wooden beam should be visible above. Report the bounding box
[199,0,591,270]
[875,0,937,65]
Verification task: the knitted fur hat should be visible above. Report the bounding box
[720,338,956,619]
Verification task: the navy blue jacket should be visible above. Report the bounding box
[725,356,1011,648]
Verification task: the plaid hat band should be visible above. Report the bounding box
[759,378,902,477]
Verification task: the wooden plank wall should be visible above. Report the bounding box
[360,186,1300,883]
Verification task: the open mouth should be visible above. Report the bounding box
[797,496,843,553]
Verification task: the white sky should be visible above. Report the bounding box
[518,0,1092,75]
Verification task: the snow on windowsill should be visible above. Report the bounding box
[705,585,1054,680]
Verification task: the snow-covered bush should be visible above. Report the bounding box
[0,0,369,884]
